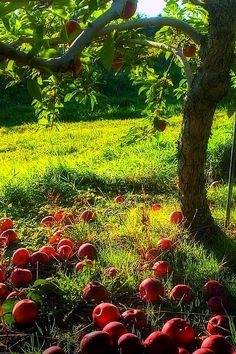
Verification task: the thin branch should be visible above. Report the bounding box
[131,39,194,87]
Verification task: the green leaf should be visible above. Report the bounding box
[27,79,42,101]
[2,299,17,325]
[100,32,115,71]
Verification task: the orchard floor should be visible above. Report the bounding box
[0,112,236,353]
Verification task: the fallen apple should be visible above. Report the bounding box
[80,331,113,354]
[42,346,65,354]
[144,331,178,354]
[139,278,165,304]
[118,333,144,354]
[103,321,128,344]
[10,268,33,287]
[1,229,18,245]
[170,284,195,304]
[121,308,147,329]
[152,261,172,278]
[169,211,183,225]
[162,318,195,346]
[79,210,96,223]
[207,315,230,335]
[203,280,225,300]
[83,281,109,303]
[12,248,31,267]
[77,243,97,260]
[201,334,234,354]
[12,299,38,325]
[93,302,120,329]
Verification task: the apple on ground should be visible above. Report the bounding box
[151,203,161,211]
[77,243,97,260]
[152,261,172,278]
[157,238,175,251]
[207,315,230,335]
[83,281,109,303]
[144,331,178,354]
[12,248,31,267]
[170,284,195,304]
[102,321,127,344]
[169,211,183,225]
[80,331,113,354]
[42,346,65,354]
[41,216,56,227]
[79,210,96,223]
[115,195,125,203]
[10,268,33,287]
[207,296,228,314]
[121,308,147,329]
[92,302,120,329]
[118,333,144,354]
[203,280,225,300]
[0,217,13,232]
[30,251,50,265]
[162,318,195,346]
[12,299,38,325]
[75,259,93,271]
[139,278,165,304]
[39,246,58,261]
[0,283,9,302]
[201,334,234,354]
[192,350,214,354]
[0,229,18,245]
[0,267,5,282]
[105,267,117,277]
[58,245,73,260]
[57,238,74,250]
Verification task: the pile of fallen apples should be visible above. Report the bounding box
[0,204,235,354]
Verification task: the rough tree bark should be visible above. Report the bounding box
[178,0,236,235]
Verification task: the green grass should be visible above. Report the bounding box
[0,110,236,353]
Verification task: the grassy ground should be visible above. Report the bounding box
[0,110,236,353]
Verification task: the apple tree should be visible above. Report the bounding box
[0,0,235,237]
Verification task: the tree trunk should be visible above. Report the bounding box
[178,0,236,234]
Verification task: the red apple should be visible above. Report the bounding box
[83,281,109,303]
[151,203,161,211]
[170,284,195,304]
[41,216,55,227]
[6,290,27,300]
[183,44,196,57]
[10,268,33,287]
[201,335,234,354]
[203,280,225,300]
[78,243,97,260]
[0,217,13,232]
[112,58,123,69]
[178,348,190,354]
[105,267,117,277]
[57,238,74,250]
[0,283,9,302]
[30,251,49,265]
[192,350,214,354]
[118,333,144,354]
[156,119,167,132]
[121,308,147,329]
[93,303,120,329]
[12,248,31,267]
[152,261,172,278]
[207,315,230,335]
[66,20,81,36]
[207,296,228,314]
[42,346,65,354]
[58,245,73,260]
[162,318,195,346]
[157,238,175,252]
[139,278,165,304]
[144,331,178,354]
[0,267,5,282]
[115,196,125,203]
[54,209,65,222]
[103,321,127,344]
[79,210,96,223]
[1,229,18,245]
[12,299,38,325]
[75,259,93,271]
[121,1,137,19]
[169,211,183,225]
[39,246,58,261]
[80,331,113,354]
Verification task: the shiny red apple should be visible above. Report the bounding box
[121,308,147,329]
[12,248,31,267]
[83,281,109,303]
[13,299,38,325]
[169,211,183,225]
[78,243,97,260]
[118,333,144,354]
[152,261,172,278]
[139,278,165,304]
[170,284,195,304]
[201,334,234,354]
[162,318,195,346]
[80,331,113,354]
[93,302,120,329]
[144,331,178,354]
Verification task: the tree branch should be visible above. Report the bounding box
[102,17,203,45]
[131,39,194,87]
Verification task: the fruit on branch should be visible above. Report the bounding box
[183,44,196,57]
[144,331,178,354]
[66,20,81,36]
[79,210,96,222]
[80,331,114,354]
[121,1,137,19]
[10,268,33,287]
[13,299,38,325]
[162,318,195,346]
[118,333,144,354]
[112,58,123,69]
[207,315,230,335]
[102,321,128,344]
[12,248,31,267]
[201,335,234,354]
[169,211,183,225]
[139,278,165,304]
[121,308,147,329]
[152,261,172,278]
[83,281,109,303]
[93,302,120,329]
[169,284,195,303]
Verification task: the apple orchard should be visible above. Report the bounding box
[0,0,236,354]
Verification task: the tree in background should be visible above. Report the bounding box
[0,0,235,237]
